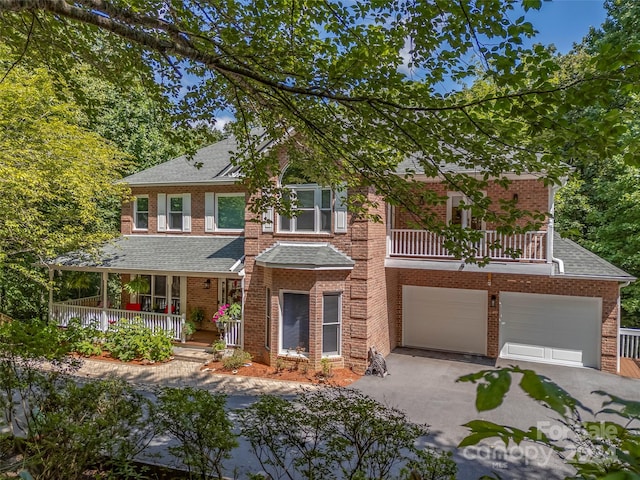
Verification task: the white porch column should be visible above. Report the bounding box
[167,274,173,314]
[101,271,108,331]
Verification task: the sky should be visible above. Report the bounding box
[214,1,610,130]
[513,0,607,53]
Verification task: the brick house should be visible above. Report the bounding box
[48,136,635,374]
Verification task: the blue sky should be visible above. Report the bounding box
[514,0,607,53]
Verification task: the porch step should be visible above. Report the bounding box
[172,346,214,364]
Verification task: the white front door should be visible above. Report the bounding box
[499,292,601,368]
[402,286,488,355]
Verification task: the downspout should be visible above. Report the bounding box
[548,178,567,271]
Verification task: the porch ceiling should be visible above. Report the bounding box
[48,235,244,275]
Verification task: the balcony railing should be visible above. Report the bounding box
[620,328,640,359]
[51,301,185,342]
[389,229,547,262]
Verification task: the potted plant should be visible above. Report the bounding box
[211,303,241,341]
[190,307,205,328]
[212,338,226,360]
[183,320,197,341]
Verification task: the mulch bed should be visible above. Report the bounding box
[200,359,362,387]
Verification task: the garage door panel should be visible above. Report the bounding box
[403,286,487,355]
[500,292,600,368]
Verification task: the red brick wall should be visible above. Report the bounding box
[388,268,619,373]
[393,178,549,230]
[122,185,246,235]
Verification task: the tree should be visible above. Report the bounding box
[67,65,220,174]
[554,0,640,326]
[0,55,129,317]
[1,0,638,259]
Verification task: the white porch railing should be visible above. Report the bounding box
[50,302,185,342]
[224,319,242,347]
[58,295,101,307]
[620,328,640,359]
[389,229,547,261]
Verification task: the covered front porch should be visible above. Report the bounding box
[47,235,245,346]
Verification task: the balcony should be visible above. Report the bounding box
[389,229,547,262]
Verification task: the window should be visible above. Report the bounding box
[447,192,483,230]
[281,292,309,354]
[278,166,334,233]
[265,288,271,350]
[322,293,341,356]
[216,194,245,230]
[136,275,180,314]
[133,196,149,230]
[168,195,183,230]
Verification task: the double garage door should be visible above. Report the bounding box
[402,286,602,368]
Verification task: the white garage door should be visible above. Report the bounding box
[500,292,601,368]
[402,286,487,355]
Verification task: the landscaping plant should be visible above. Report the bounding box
[155,387,238,480]
[239,388,456,480]
[221,348,252,370]
[104,317,173,362]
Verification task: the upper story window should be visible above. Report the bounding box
[205,192,245,233]
[168,195,184,230]
[157,193,191,233]
[133,196,148,230]
[216,193,245,231]
[277,165,345,234]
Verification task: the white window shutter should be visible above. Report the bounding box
[157,193,167,231]
[205,192,215,232]
[334,187,348,233]
[182,193,191,232]
[262,206,274,233]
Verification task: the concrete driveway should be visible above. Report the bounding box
[354,348,640,480]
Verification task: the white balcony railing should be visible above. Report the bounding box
[224,319,242,347]
[620,328,640,359]
[51,302,185,341]
[389,229,547,261]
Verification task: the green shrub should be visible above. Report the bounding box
[239,388,456,480]
[63,318,103,356]
[104,318,173,362]
[221,348,252,370]
[156,387,238,480]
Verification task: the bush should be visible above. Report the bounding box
[156,387,238,480]
[221,348,252,370]
[239,388,456,480]
[104,318,173,362]
[63,318,103,356]
[24,377,155,479]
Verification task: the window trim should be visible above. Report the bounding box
[279,290,310,356]
[133,195,149,231]
[322,292,342,357]
[215,192,246,232]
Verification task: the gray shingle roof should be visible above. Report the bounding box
[255,242,354,270]
[49,236,245,275]
[553,233,635,281]
[123,138,240,185]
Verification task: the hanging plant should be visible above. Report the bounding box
[123,276,150,295]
